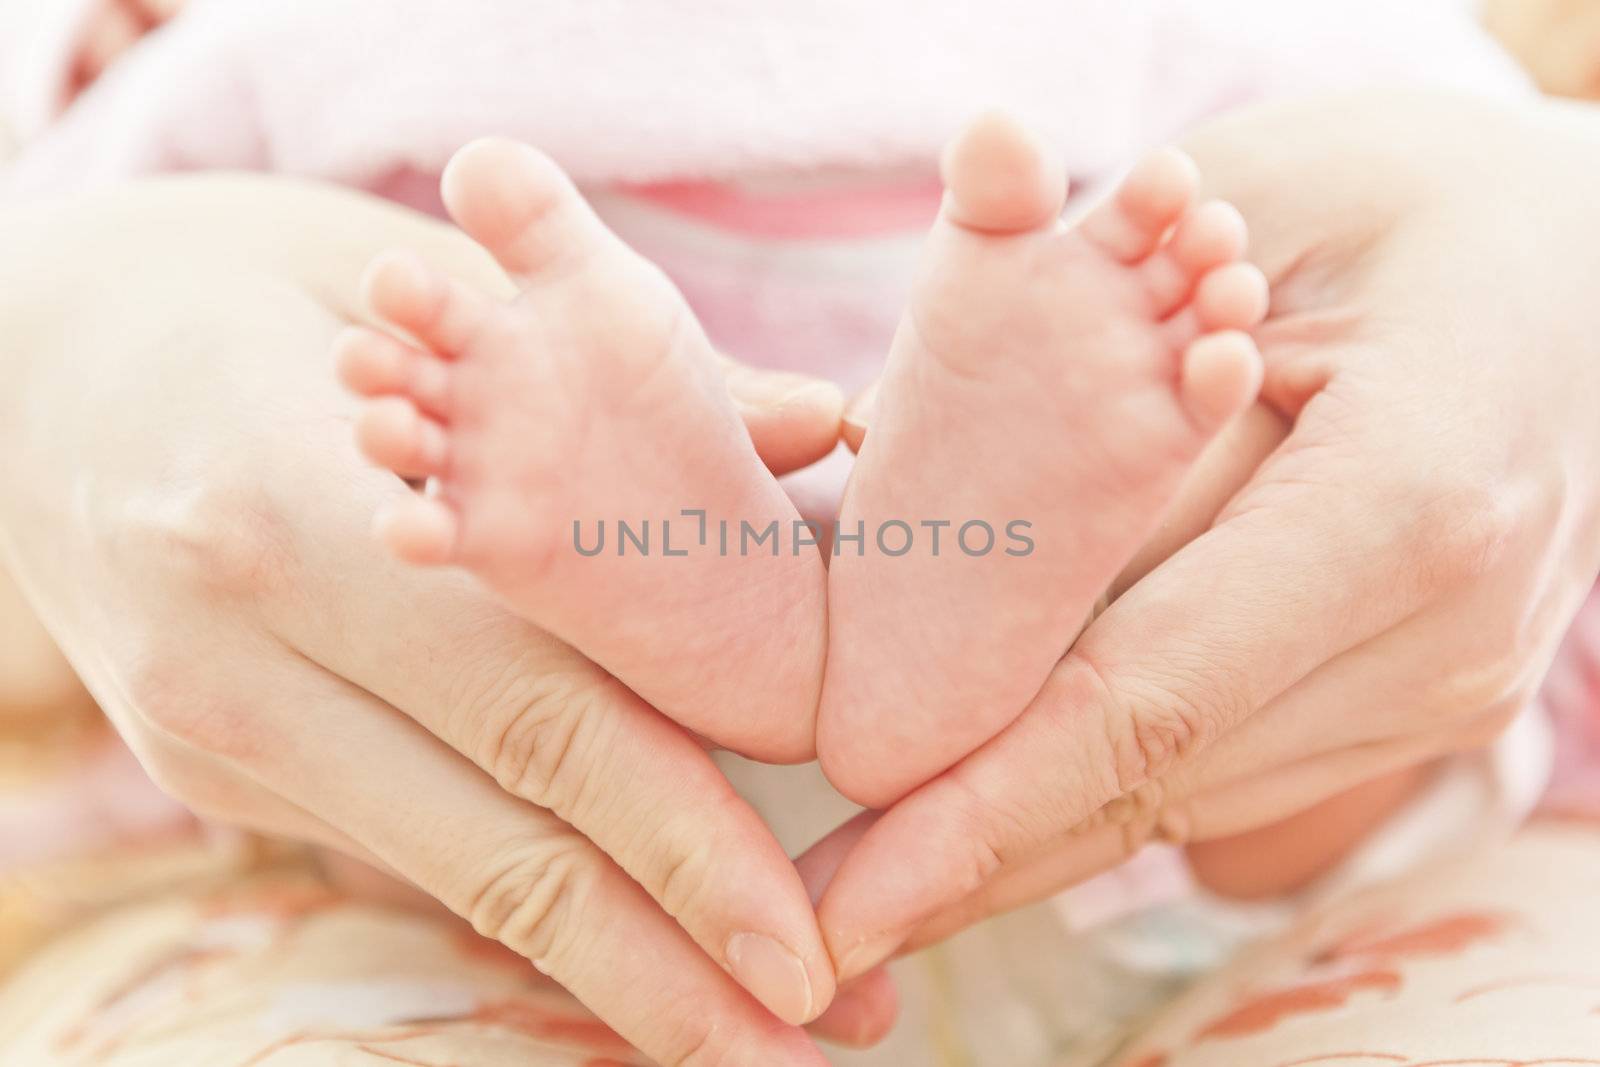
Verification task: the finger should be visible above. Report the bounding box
[794,809,879,904]
[117,710,394,867]
[1167,629,1450,798]
[840,380,878,454]
[898,823,1131,956]
[258,475,834,1023]
[823,691,1511,973]
[317,849,459,920]
[241,663,828,1064]
[807,967,899,1049]
[1173,549,1560,799]
[1109,402,1288,600]
[75,4,142,85]
[825,614,1536,953]
[884,694,1512,949]
[1181,760,1441,900]
[127,0,186,22]
[819,406,1469,977]
[892,748,1430,950]
[1130,442,1563,809]
[1180,724,1493,845]
[801,804,1134,966]
[791,813,899,1048]
[888,751,1431,950]
[804,814,1127,967]
[717,353,845,475]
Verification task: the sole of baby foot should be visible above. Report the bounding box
[819,113,1265,807]
[339,138,827,762]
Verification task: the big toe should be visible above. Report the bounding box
[441,138,604,278]
[939,112,1067,234]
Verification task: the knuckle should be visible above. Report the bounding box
[1458,695,1529,750]
[121,650,260,760]
[1405,471,1517,589]
[646,817,723,925]
[127,735,275,832]
[461,836,596,971]
[110,469,294,601]
[134,743,231,818]
[168,792,240,827]
[1425,653,1526,724]
[120,647,190,730]
[1121,703,1203,793]
[460,660,609,814]
[1078,650,1228,797]
[943,773,1026,879]
[1416,607,1546,732]
[1096,778,1174,850]
[1041,656,1139,803]
[669,1024,755,1067]
[1152,789,1196,847]
[150,777,246,829]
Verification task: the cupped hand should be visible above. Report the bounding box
[0,175,853,1063]
[813,89,1600,979]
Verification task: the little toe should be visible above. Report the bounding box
[375,495,458,566]
[939,112,1067,234]
[355,396,450,479]
[441,137,610,279]
[1081,147,1200,262]
[334,327,453,417]
[1180,330,1263,432]
[1142,200,1249,316]
[362,252,490,356]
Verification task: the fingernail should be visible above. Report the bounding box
[726,932,814,1025]
[729,372,840,414]
[810,968,898,1048]
[836,931,903,983]
[840,383,878,449]
[780,380,844,413]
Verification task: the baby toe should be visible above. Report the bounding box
[1192,261,1270,331]
[334,327,453,417]
[355,396,450,479]
[1081,147,1199,262]
[939,112,1068,234]
[441,138,610,279]
[1180,330,1263,432]
[362,252,489,356]
[375,495,459,565]
[1142,200,1249,316]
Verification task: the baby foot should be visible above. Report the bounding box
[819,114,1267,806]
[336,139,826,761]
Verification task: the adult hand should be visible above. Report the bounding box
[812,89,1600,979]
[0,175,852,1063]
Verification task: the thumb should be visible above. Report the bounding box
[840,379,880,453]
[719,354,844,474]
